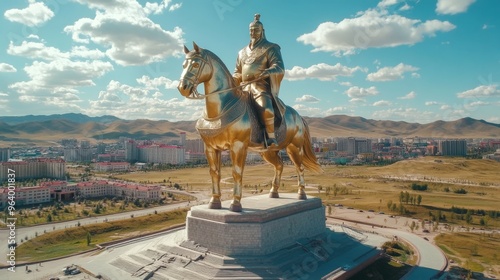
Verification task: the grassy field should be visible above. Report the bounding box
[0,195,187,227]
[435,232,500,276]
[16,209,187,262]
[116,157,500,227]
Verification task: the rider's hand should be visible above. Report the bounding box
[259,70,270,79]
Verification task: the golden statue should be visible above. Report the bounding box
[233,14,285,150]
[177,14,322,212]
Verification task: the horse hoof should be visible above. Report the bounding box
[298,193,307,200]
[229,203,242,212]
[208,201,222,209]
[269,192,279,198]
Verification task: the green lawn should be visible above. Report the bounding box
[16,209,187,262]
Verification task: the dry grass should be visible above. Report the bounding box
[116,157,500,227]
[435,232,500,275]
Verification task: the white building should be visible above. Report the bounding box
[94,162,130,172]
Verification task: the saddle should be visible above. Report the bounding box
[247,92,287,147]
[195,91,287,149]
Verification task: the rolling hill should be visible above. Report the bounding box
[0,114,499,146]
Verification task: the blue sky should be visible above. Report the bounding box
[0,0,499,124]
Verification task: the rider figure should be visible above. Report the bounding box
[233,14,285,150]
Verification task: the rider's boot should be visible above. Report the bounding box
[265,116,279,150]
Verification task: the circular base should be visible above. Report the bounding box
[297,193,307,200]
[269,192,280,198]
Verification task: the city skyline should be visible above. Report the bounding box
[1,0,499,124]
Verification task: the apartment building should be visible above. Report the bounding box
[0,158,66,182]
[94,162,131,172]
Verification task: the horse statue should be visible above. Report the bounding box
[177,42,323,212]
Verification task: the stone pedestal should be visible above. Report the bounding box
[186,193,326,256]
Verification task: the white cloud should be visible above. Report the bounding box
[323,107,353,117]
[487,116,500,124]
[425,101,440,106]
[295,95,320,103]
[377,0,400,8]
[144,0,169,15]
[0,92,9,97]
[436,0,476,15]
[8,40,107,61]
[367,63,419,81]
[372,107,437,123]
[72,0,145,15]
[106,80,149,97]
[0,63,17,72]
[4,1,54,27]
[398,91,416,100]
[345,86,379,98]
[65,2,184,66]
[8,41,68,60]
[349,98,366,104]
[9,59,113,105]
[326,106,349,113]
[136,75,178,90]
[169,3,182,11]
[285,63,364,81]
[70,46,106,59]
[373,100,392,106]
[291,104,325,118]
[457,85,500,98]
[440,105,451,110]
[144,0,181,14]
[400,4,411,11]
[339,81,352,87]
[297,9,455,56]
[468,101,490,107]
[87,80,203,121]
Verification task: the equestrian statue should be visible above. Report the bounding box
[177,14,322,212]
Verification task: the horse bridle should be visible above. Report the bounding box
[181,52,265,99]
[181,53,213,99]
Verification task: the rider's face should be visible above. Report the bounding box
[249,27,262,40]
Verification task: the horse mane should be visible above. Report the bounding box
[202,49,237,88]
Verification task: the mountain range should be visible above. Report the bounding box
[1,114,499,145]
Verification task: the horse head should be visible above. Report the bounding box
[177,42,214,99]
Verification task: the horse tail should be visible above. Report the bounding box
[301,117,324,174]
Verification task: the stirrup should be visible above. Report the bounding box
[265,137,279,150]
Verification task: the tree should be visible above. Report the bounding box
[417,195,422,206]
[86,232,92,246]
[465,210,473,224]
[46,214,52,222]
[387,200,393,210]
[409,221,416,232]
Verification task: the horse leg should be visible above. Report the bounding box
[261,150,283,198]
[205,146,222,209]
[229,141,247,212]
[286,145,307,200]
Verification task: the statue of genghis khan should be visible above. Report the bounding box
[233,14,285,150]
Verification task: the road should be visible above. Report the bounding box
[329,206,448,280]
